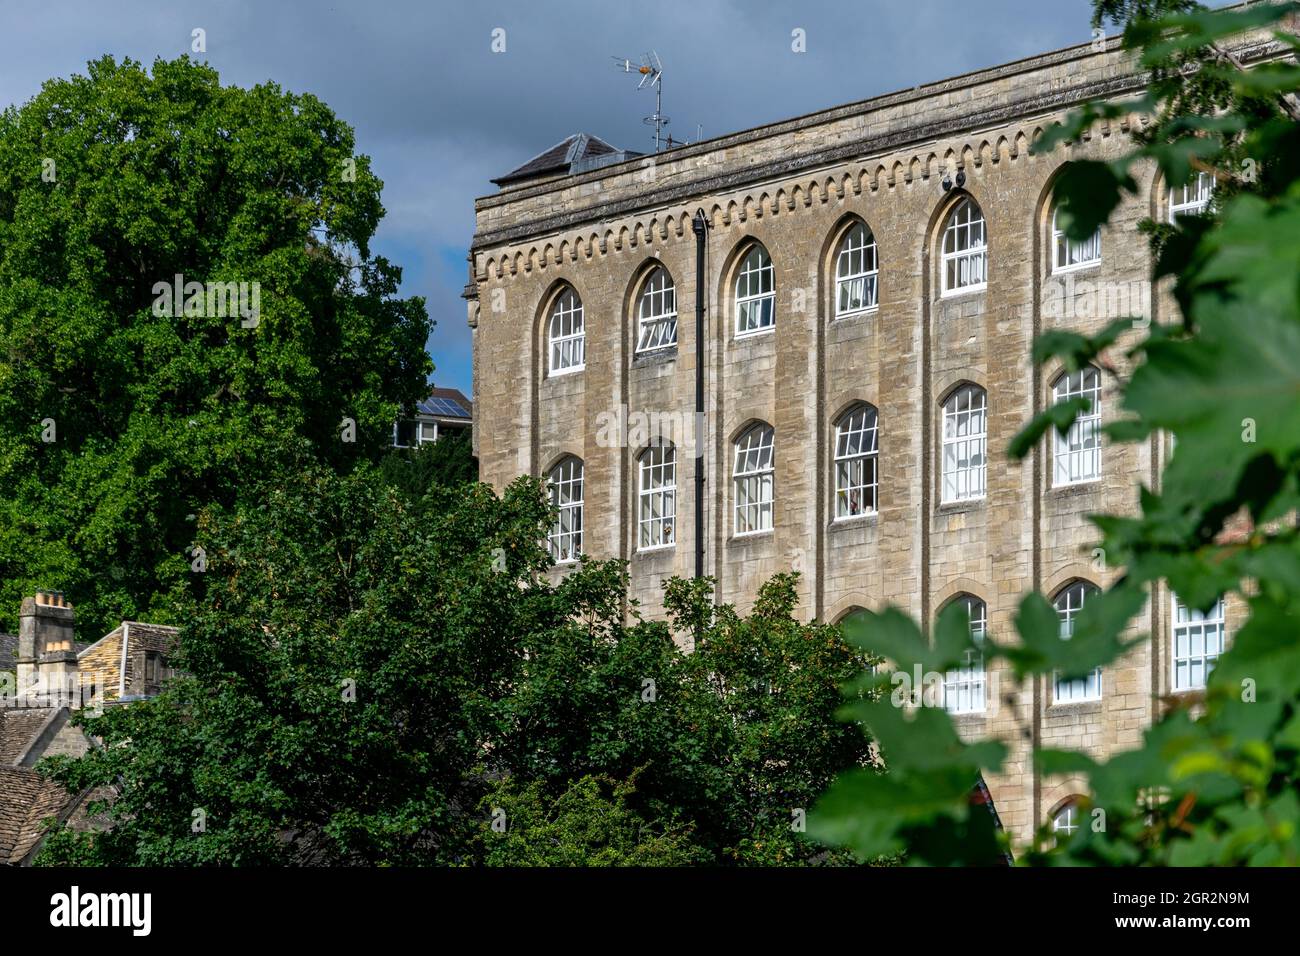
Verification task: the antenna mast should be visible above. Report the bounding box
[613,51,669,152]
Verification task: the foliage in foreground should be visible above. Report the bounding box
[810,0,1300,865]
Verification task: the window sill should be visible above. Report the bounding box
[634,543,676,557]
[728,530,774,546]
[632,346,677,368]
[547,365,585,379]
[1047,697,1103,714]
[937,497,985,515]
[1051,260,1102,276]
[1048,479,1103,498]
[939,284,987,300]
[734,327,775,342]
[829,513,877,531]
[834,306,879,321]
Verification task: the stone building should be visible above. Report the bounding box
[464,29,1287,846]
[0,592,177,864]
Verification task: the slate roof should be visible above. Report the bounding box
[491,133,641,187]
[0,632,15,667]
[0,766,72,864]
[0,708,78,866]
[0,708,57,764]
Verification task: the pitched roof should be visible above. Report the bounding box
[416,386,472,421]
[491,133,642,187]
[0,765,74,864]
[78,621,180,702]
[0,633,15,666]
[0,708,59,764]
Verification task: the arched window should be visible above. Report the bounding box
[943,595,987,715]
[547,457,584,563]
[733,423,774,535]
[548,288,585,375]
[1052,799,1082,842]
[636,266,677,352]
[1052,206,1101,272]
[1172,593,1226,691]
[735,244,775,336]
[941,198,987,294]
[1053,581,1102,702]
[833,404,879,519]
[838,608,877,675]
[941,384,987,503]
[835,222,878,316]
[1169,171,1215,222]
[638,444,676,550]
[1052,366,1102,485]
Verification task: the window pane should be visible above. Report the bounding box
[637,267,678,352]
[940,385,987,503]
[548,458,584,562]
[549,289,585,373]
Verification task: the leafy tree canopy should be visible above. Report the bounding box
[0,55,432,637]
[37,462,875,866]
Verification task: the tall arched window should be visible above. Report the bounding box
[636,266,677,352]
[1052,206,1101,272]
[941,198,987,294]
[1172,593,1226,691]
[1169,171,1215,222]
[1053,581,1102,702]
[941,384,987,503]
[735,244,775,336]
[1052,366,1102,485]
[548,288,585,375]
[835,222,878,316]
[833,404,879,519]
[733,423,774,535]
[547,457,584,563]
[943,594,987,714]
[638,443,676,550]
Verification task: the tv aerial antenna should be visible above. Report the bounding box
[613,51,672,152]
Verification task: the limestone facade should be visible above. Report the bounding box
[465,31,1282,846]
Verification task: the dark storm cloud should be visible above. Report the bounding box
[0,0,1100,393]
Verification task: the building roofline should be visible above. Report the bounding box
[475,32,1124,210]
[469,17,1290,253]
[75,620,178,660]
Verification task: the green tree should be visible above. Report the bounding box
[37,458,548,865]
[37,461,875,866]
[0,55,431,638]
[477,773,708,867]
[378,427,477,501]
[810,0,1300,866]
[494,569,875,865]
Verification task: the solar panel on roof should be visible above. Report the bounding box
[421,397,468,417]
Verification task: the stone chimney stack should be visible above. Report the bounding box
[16,591,77,702]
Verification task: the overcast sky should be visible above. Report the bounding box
[0,0,1107,395]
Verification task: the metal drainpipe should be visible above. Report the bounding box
[692,209,709,581]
